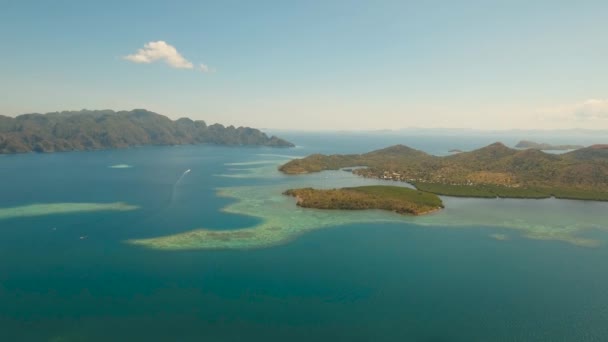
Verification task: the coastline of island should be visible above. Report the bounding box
[0,109,294,154]
[279,143,608,201]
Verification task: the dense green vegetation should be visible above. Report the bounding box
[279,145,428,174]
[515,140,583,151]
[413,183,551,199]
[546,187,608,201]
[414,183,608,200]
[0,109,294,153]
[284,185,443,215]
[280,143,608,201]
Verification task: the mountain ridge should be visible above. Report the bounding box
[0,109,294,153]
[280,142,608,201]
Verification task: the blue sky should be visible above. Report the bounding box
[1,0,607,130]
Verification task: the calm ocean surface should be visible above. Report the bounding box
[1,132,607,341]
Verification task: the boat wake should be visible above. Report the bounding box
[170,169,191,203]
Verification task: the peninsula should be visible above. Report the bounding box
[0,109,294,154]
[515,140,584,151]
[280,143,608,201]
[284,185,443,215]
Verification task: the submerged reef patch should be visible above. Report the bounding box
[109,164,133,169]
[0,202,139,220]
[127,159,608,250]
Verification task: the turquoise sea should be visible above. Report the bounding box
[1,132,607,341]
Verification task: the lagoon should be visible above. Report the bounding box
[1,132,607,341]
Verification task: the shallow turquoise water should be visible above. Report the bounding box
[1,133,607,341]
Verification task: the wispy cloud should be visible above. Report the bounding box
[124,41,211,72]
[539,99,608,119]
[199,64,210,73]
[535,98,608,128]
[571,99,608,120]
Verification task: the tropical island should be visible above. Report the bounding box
[284,185,443,216]
[515,140,584,151]
[280,143,608,201]
[0,109,294,154]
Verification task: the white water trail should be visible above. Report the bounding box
[170,169,191,203]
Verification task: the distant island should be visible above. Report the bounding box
[284,186,443,215]
[448,149,464,153]
[0,109,294,154]
[280,143,608,201]
[515,140,584,151]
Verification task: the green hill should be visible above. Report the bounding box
[280,143,608,201]
[0,109,294,153]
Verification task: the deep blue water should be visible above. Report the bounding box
[1,133,607,341]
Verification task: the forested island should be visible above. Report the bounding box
[280,143,608,201]
[0,109,294,153]
[284,186,443,215]
[515,140,584,151]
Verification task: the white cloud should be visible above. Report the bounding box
[529,98,608,129]
[572,99,608,120]
[538,98,608,123]
[125,41,209,71]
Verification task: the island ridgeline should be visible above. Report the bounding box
[0,109,294,154]
[279,143,608,201]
